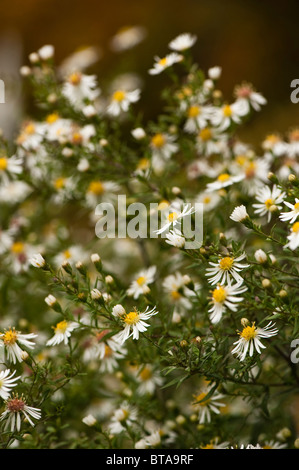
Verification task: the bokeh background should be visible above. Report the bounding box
[1,0,299,146]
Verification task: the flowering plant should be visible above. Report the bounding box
[0,33,299,450]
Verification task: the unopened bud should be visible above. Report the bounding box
[262,278,271,288]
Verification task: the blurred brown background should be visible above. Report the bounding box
[0,0,299,146]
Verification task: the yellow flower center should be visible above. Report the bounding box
[69,72,81,85]
[11,242,24,254]
[0,157,8,171]
[137,158,150,170]
[188,105,200,118]
[72,132,82,144]
[46,113,59,124]
[171,290,181,301]
[294,202,299,211]
[113,90,126,102]
[245,161,256,178]
[124,311,140,325]
[24,123,35,135]
[158,57,168,66]
[55,320,68,333]
[219,257,234,271]
[139,367,152,381]
[167,211,179,222]
[54,177,65,190]
[136,276,146,286]
[151,133,166,148]
[292,222,299,233]
[203,196,211,204]
[2,328,18,345]
[88,181,104,195]
[63,249,71,259]
[194,392,210,406]
[212,286,227,303]
[223,105,232,117]
[199,128,212,141]
[217,173,230,182]
[201,444,214,449]
[240,324,257,341]
[104,345,113,358]
[235,155,248,166]
[264,198,274,209]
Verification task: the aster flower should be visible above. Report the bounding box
[150,132,178,161]
[46,320,78,346]
[127,266,156,299]
[284,222,299,250]
[0,155,23,182]
[0,369,21,400]
[208,283,248,324]
[82,331,127,373]
[184,104,214,134]
[62,72,100,110]
[108,402,138,434]
[148,52,183,75]
[155,202,196,235]
[253,184,286,223]
[0,328,37,364]
[29,253,46,268]
[165,228,186,248]
[210,100,248,131]
[110,25,147,52]
[107,89,140,116]
[279,198,299,223]
[234,82,267,113]
[206,172,245,192]
[232,321,278,362]
[134,364,164,395]
[230,205,249,222]
[168,33,197,51]
[112,306,158,344]
[192,386,226,424]
[0,394,41,432]
[206,253,249,285]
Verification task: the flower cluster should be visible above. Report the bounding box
[0,31,298,450]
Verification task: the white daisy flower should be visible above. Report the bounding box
[200,438,230,449]
[206,172,245,192]
[82,331,127,373]
[206,253,249,285]
[230,205,249,223]
[208,66,222,80]
[110,25,147,52]
[284,221,299,250]
[0,155,23,181]
[193,386,226,424]
[134,364,164,395]
[168,33,197,51]
[234,82,267,113]
[253,184,286,222]
[0,180,32,204]
[62,72,100,110]
[165,228,186,248]
[29,253,46,268]
[195,127,228,156]
[108,402,138,435]
[162,272,196,316]
[208,283,248,324]
[107,89,140,116]
[85,179,120,207]
[127,266,156,299]
[0,395,41,432]
[112,306,158,344]
[279,198,299,223]
[53,245,88,268]
[232,321,278,362]
[150,132,178,161]
[195,191,221,212]
[184,104,214,134]
[155,202,195,235]
[16,121,45,151]
[148,52,183,75]
[0,369,21,400]
[46,320,78,346]
[210,101,248,131]
[0,328,37,364]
